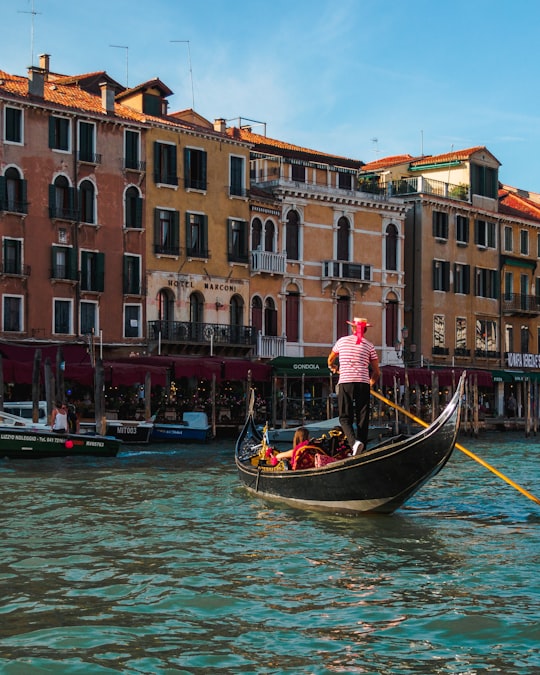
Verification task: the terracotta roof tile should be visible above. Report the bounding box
[226,127,363,169]
[361,154,416,171]
[499,189,540,223]
[410,146,487,168]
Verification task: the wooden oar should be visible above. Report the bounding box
[371,388,540,507]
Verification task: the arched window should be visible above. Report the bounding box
[230,294,244,327]
[125,186,142,228]
[251,217,262,250]
[230,294,244,343]
[2,167,27,213]
[264,219,275,252]
[286,210,299,260]
[385,295,399,347]
[79,180,95,224]
[157,288,174,339]
[190,292,204,325]
[336,294,350,339]
[337,216,350,261]
[286,285,300,343]
[251,296,263,333]
[385,223,398,271]
[50,175,74,220]
[264,298,277,336]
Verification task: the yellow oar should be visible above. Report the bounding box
[371,388,540,507]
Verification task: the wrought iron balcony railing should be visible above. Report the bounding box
[148,321,257,346]
[502,292,540,315]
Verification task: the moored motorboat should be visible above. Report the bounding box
[235,373,465,515]
[150,411,211,442]
[80,419,154,444]
[0,410,121,459]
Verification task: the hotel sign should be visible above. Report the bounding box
[507,352,540,369]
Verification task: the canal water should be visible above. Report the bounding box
[0,433,538,675]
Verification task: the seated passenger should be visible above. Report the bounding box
[272,427,310,466]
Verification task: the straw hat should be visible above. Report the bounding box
[346,317,373,327]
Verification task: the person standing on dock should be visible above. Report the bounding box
[327,317,380,455]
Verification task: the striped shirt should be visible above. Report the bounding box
[331,334,378,384]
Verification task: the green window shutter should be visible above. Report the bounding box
[201,152,207,189]
[135,197,143,228]
[51,245,57,276]
[153,142,161,181]
[96,252,105,291]
[20,179,27,212]
[0,177,5,210]
[68,187,77,219]
[169,146,177,184]
[154,209,161,245]
[202,215,208,251]
[48,116,55,148]
[184,148,190,186]
[185,212,192,249]
[48,184,56,217]
[123,255,129,293]
[80,251,89,289]
[172,211,180,249]
[67,247,77,280]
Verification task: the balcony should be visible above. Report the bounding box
[148,321,257,349]
[123,158,146,172]
[78,150,102,165]
[255,333,286,359]
[502,293,540,316]
[251,249,286,275]
[0,198,28,214]
[322,260,371,290]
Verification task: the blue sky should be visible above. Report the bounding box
[2,0,539,191]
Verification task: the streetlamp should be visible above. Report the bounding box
[395,326,416,364]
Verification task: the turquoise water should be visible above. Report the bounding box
[0,433,539,675]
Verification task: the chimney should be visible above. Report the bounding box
[39,54,50,73]
[27,66,45,98]
[99,81,115,114]
[213,118,227,133]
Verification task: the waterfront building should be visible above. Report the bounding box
[360,148,540,415]
[0,55,148,354]
[226,124,409,365]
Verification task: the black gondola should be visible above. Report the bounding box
[235,373,465,515]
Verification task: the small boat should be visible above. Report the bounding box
[80,419,154,444]
[235,373,465,515]
[0,410,121,459]
[150,412,212,442]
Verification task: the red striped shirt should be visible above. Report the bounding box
[331,334,378,384]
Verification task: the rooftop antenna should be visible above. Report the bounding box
[371,137,379,156]
[420,129,424,156]
[170,40,195,109]
[18,0,41,67]
[110,44,129,87]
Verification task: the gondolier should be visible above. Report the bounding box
[328,317,380,455]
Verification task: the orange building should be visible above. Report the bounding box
[227,125,409,365]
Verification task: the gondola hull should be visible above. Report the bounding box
[235,374,464,515]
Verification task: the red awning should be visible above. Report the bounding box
[104,362,168,387]
[223,359,271,381]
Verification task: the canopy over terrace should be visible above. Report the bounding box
[0,344,271,388]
